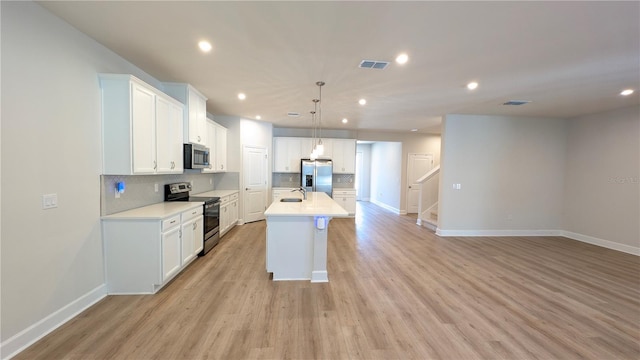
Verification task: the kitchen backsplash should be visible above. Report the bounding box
[272,172,354,189]
[101,172,238,215]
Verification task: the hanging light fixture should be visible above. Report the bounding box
[309,108,317,160]
[315,81,325,155]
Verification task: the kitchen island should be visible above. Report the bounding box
[264,192,348,282]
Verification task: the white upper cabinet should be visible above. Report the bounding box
[274,137,303,172]
[316,138,333,160]
[202,119,217,173]
[162,83,208,146]
[331,139,356,173]
[202,119,227,173]
[214,123,228,172]
[100,74,184,175]
[155,95,184,173]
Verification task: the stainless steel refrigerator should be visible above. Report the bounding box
[301,159,333,197]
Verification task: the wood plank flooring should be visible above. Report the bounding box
[16,201,640,359]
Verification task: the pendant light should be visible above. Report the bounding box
[315,81,325,155]
[309,108,317,160]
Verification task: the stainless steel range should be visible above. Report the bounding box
[165,182,220,255]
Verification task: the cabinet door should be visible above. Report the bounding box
[181,218,196,264]
[220,203,229,235]
[274,138,302,172]
[202,119,217,173]
[273,138,289,172]
[231,200,238,225]
[131,82,156,174]
[156,96,183,173]
[215,124,227,172]
[187,89,207,145]
[317,138,333,159]
[193,216,204,255]
[332,139,356,173]
[162,226,181,281]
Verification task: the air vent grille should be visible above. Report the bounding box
[287,112,300,117]
[503,100,531,106]
[359,60,389,70]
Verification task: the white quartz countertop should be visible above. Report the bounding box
[102,202,202,220]
[264,192,348,217]
[194,189,239,198]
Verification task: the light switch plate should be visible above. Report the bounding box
[42,193,58,209]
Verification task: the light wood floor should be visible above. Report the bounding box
[17,202,640,359]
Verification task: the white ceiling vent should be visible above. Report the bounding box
[503,100,531,106]
[359,60,389,70]
[287,112,300,117]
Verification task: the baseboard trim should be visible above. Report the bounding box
[370,199,401,214]
[435,229,562,237]
[434,228,639,256]
[561,231,640,256]
[1,284,107,360]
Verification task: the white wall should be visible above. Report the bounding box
[0,2,166,356]
[438,114,567,234]
[563,106,639,250]
[356,144,372,200]
[370,142,403,212]
[357,130,441,212]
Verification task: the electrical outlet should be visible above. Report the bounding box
[209,178,213,185]
[337,178,341,183]
[154,183,159,192]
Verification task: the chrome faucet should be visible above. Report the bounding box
[292,187,307,200]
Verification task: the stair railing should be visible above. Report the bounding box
[416,165,440,227]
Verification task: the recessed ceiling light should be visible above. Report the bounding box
[342,118,348,124]
[410,128,418,132]
[620,89,634,96]
[255,115,261,120]
[358,99,367,105]
[237,93,246,100]
[467,82,479,90]
[198,41,212,53]
[395,53,409,65]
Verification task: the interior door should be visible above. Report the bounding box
[243,145,268,223]
[407,153,433,214]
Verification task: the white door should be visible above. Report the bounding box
[243,145,268,223]
[407,153,433,214]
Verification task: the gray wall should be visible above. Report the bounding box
[0,1,165,348]
[370,142,403,212]
[356,144,372,201]
[438,114,567,233]
[563,105,639,248]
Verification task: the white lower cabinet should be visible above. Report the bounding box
[161,224,181,281]
[181,207,204,264]
[333,189,356,216]
[219,191,239,237]
[103,204,203,294]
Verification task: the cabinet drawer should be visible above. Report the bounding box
[333,189,356,196]
[162,215,181,231]
[230,192,239,201]
[181,207,203,222]
[219,195,230,205]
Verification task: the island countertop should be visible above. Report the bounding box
[264,192,348,217]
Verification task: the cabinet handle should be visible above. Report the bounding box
[153,161,157,170]
[170,220,176,224]
[221,164,224,170]
[198,135,201,142]
[193,222,197,230]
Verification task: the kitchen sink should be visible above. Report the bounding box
[280,198,303,202]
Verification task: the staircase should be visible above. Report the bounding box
[415,165,440,231]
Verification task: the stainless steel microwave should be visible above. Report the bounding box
[184,143,211,169]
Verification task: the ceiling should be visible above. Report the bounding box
[39,1,639,134]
